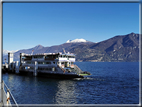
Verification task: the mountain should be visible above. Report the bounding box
[3,40,93,61]
[69,33,139,62]
[3,33,140,62]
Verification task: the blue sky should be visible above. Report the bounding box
[3,3,139,51]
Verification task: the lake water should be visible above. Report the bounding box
[2,62,139,104]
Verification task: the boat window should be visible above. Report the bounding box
[47,55,52,58]
[38,56,43,58]
[34,56,43,59]
[53,55,56,58]
[48,68,50,70]
[61,62,64,64]
[45,68,49,70]
[53,62,55,64]
[45,56,49,58]
[56,55,58,58]
[30,67,34,70]
[46,62,51,64]
[38,67,44,70]
[34,56,37,58]
[26,61,31,64]
[38,62,43,64]
[59,55,64,58]
[68,56,75,58]
[22,56,25,59]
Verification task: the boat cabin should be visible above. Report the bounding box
[20,52,75,68]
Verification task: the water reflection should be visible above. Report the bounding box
[55,80,77,104]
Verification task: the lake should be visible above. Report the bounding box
[2,62,139,104]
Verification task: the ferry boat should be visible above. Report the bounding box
[17,52,91,79]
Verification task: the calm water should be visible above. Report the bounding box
[2,62,139,104]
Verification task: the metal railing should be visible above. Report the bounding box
[57,64,83,74]
[57,65,66,73]
[74,64,83,74]
[1,81,18,107]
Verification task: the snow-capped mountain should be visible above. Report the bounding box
[66,39,87,43]
[2,33,140,62]
[3,50,18,55]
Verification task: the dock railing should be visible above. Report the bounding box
[1,81,18,107]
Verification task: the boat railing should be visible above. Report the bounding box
[57,65,66,73]
[1,81,18,107]
[57,64,83,74]
[74,64,83,74]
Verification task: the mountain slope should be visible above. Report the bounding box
[3,41,93,61]
[69,33,139,62]
[3,33,139,62]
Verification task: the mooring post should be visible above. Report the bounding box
[8,53,13,71]
[15,61,19,74]
[34,61,38,76]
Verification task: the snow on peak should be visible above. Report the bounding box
[66,40,72,43]
[66,39,87,43]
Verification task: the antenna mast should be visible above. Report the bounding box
[31,50,34,55]
[63,48,66,54]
